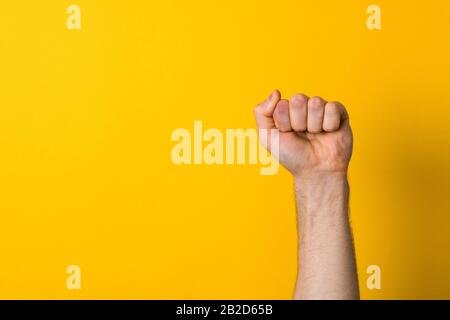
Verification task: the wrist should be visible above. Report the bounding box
[294,171,350,220]
[294,171,348,190]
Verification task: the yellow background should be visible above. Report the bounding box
[0,0,449,299]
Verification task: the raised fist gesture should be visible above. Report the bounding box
[254,90,353,178]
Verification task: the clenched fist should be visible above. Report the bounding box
[255,91,359,299]
[254,90,353,178]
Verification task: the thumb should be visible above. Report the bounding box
[253,90,280,129]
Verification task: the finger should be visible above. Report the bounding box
[323,102,341,132]
[263,90,281,116]
[323,101,349,132]
[289,94,308,132]
[273,99,292,132]
[307,97,326,133]
[254,90,281,129]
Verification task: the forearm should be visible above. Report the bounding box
[294,173,359,300]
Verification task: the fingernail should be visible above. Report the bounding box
[268,90,276,100]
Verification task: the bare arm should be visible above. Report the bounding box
[254,90,359,300]
[294,173,359,300]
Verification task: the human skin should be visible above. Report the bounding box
[254,90,360,300]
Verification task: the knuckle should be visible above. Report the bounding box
[326,102,340,114]
[326,101,338,109]
[291,94,308,105]
[273,106,283,117]
[253,104,263,114]
[308,97,324,109]
[274,101,289,115]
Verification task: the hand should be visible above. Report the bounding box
[254,90,353,178]
[255,91,359,300]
